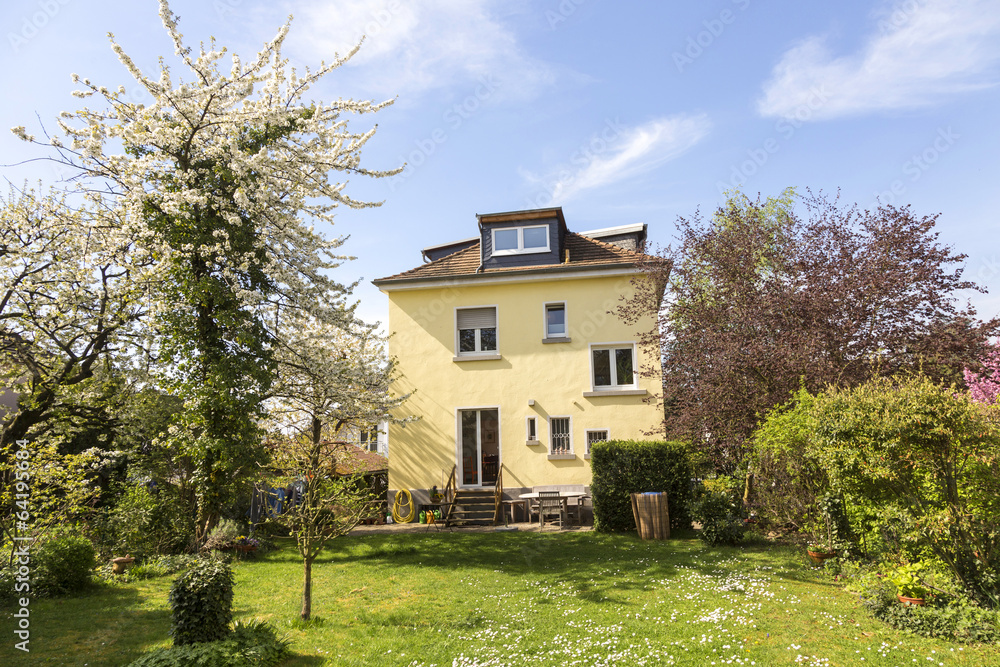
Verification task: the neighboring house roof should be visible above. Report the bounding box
[329,442,388,475]
[421,236,479,263]
[374,232,658,287]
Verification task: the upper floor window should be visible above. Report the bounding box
[457,306,497,355]
[492,225,550,256]
[359,428,377,453]
[545,303,566,338]
[591,344,636,390]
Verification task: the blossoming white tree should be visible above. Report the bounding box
[12,0,400,540]
[0,187,148,550]
[0,188,148,446]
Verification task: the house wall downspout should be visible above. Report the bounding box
[476,216,485,273]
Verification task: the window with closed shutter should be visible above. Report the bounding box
[456,307,498,355]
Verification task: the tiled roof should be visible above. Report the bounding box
[330,442,388,475]
[375,232,656,285]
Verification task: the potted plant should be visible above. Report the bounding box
[806,543,838,564]
[887,562,928,605]
[430,485,443,503]
[806,494,852,565]
[234,535,260,554]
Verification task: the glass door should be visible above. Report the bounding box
[459,408,500,486]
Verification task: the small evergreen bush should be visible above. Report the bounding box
[691,490,746,546]
[33,532,96,596]
[168,559,235,645]
[590,440,693,533]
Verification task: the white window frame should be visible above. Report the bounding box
[548,415,573,456]
[455,405,502,488]
[589,343,638,391]
[585,429,609,458]
[455,305,499,358]
[525,416,538,444]
[543,301,568,340]
[491,225,550,256]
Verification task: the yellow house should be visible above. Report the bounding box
[373,207,663,520]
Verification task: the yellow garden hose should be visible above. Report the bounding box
[392,489,415,523]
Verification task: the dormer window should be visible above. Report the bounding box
[492,225,550,256]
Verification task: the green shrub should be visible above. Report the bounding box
[203,518,245,552]
[590,440,693,533]
[168,559,235,645]
[127,619,289,667]
[691,490,746,546]
[106,485,195,560]
[96,553,203,585]
[860,579,1000,643]
[753,376,1000,605]
[33,532,96,597]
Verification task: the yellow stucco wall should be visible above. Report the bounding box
[383,272,662,492]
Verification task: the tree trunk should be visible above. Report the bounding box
[742,470,753,507]
[301,556,313,620]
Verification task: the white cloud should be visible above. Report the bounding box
[287,0,555,99]
[757,0,1000,120]
[523,114,712,205]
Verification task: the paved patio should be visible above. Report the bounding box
[350,520,593,535]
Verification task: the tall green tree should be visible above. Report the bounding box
[13,0,399,540]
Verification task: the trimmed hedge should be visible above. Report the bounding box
[168,559,234,645]
[590,439,693,533]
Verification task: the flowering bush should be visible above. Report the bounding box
[965,343,1000,404]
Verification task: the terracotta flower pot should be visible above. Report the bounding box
[806,549,837,565]
[898,594,926,606]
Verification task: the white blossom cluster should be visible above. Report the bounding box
[0,187,147,393]
[11,0,399,335]
[266,314,414,442]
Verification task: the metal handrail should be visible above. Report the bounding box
[493,464,504,525]
[443,465,457,525]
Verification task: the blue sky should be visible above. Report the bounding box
[3,0,999,329]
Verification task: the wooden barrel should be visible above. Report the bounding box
[631,492,670,540]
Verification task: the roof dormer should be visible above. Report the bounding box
[477,207,567,270]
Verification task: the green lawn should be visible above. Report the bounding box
[3,530,1000,666]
